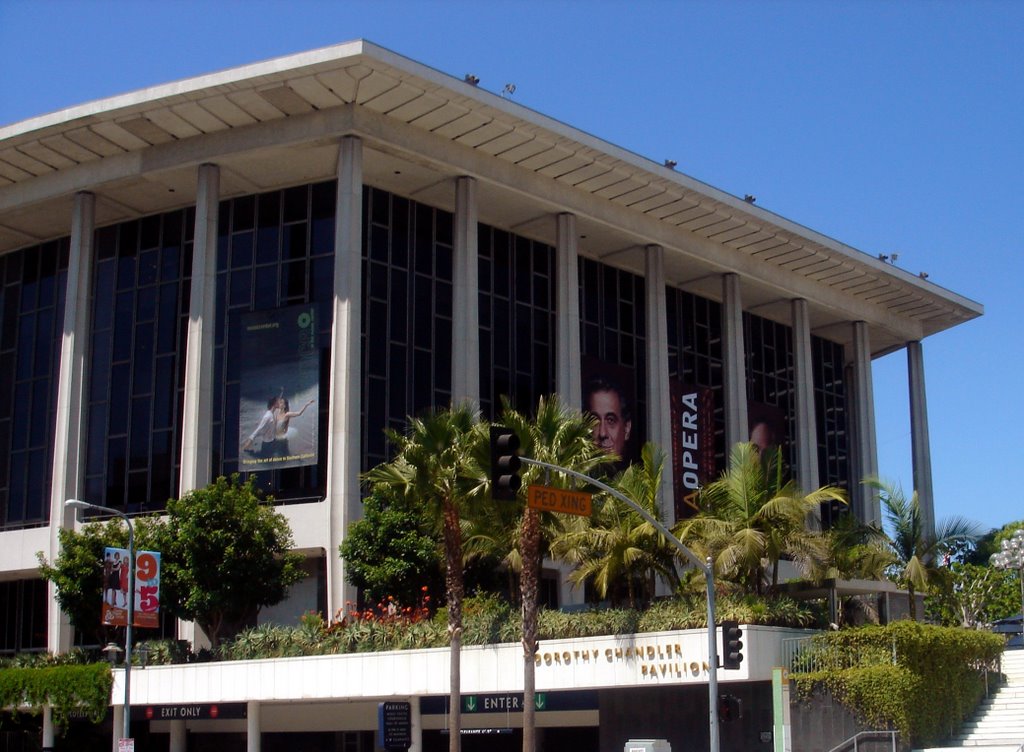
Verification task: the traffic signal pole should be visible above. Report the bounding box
[518,457,721,752]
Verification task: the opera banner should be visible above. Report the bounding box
[239,304,319,470]
[102,547,161,629]
[581,356,640,472]
[669,381,715,519]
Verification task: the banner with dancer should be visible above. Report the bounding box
[239,304,319,470]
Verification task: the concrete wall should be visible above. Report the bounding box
[599,683,776,752]
[790,685,907,752]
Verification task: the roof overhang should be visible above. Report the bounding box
[0,39,982,354]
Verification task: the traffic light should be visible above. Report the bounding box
[490,425,522,501]
[721,620,743,670]
[718,693,741,722]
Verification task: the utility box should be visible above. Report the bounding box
[624,740,671,752]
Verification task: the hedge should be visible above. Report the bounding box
[792,622,1004,746]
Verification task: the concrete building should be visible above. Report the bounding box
[0,41,981,751]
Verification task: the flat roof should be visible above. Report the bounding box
[0,40,981,352]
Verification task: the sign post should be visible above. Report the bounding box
[520,457,722,752]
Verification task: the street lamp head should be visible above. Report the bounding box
[65,499,92,511]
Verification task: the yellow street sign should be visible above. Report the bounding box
[527,484,592,517]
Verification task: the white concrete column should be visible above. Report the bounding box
[327,136,363,617]
[722,273,748,456]
[42,706,55,750]
[555,213,582,408]
[852,321,879,524]
[169,720,187,752]
[907,341,935,542]
[410,695,423,752]
[452,176,480,405]
[112,705,124,751]
[644,245,674,526]
[48,190,94,654]
[791,299,821,497]
[555,213,585,607]
[179,163,220,493]
[247,700,261,752]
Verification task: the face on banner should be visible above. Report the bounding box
[238,304,320,471]
[102,547,161,629]
[747,401,786,459]
[581,356,639,471]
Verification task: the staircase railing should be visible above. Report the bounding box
[826,730,897,752]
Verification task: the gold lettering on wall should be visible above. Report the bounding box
[533,640,710,678]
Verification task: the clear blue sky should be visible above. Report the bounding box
[2,0,1021,531]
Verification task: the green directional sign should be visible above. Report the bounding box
[463,696,478,713]
[534,693,546,710]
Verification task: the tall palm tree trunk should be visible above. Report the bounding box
[444,500,463,752]
[520,507,541,752]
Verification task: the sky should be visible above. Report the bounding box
[2,0,1021,532]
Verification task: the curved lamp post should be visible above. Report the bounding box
[65,499,134,744]
[991,529,1024,636]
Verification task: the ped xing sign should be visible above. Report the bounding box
[528,485,592,517]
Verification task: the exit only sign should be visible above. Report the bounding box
[527,485,592,517]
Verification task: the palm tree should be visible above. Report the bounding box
[552,443,680,608]
[496,395,606,752]
[363,404,486,752]
[815,511,895,625]
[866,478,981,620]
[677,442,845,594]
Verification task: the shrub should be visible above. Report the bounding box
[791,622,1003,745]
[0,661,112,724]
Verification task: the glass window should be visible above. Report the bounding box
[213,182,334,502]
[744,312,796,473]
[666,286,726,470]
[579,258,648,445]
[0,240,68,528]
[85,210,190,514]
[0,579,48,654]
[361,187,456,470]
[475,244,557,415]
[813,335,849,523]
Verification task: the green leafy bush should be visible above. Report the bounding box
[540,607,639,638]
[0,662,112,724]
[792,622,1003,745]
[640,593,818,631]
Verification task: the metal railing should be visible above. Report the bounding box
[827,730,897,752]
[782,635,897,674]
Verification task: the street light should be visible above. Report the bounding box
[991,529,1024,639]
[65,499,135,744]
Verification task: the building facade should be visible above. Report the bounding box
[0,40,981,750]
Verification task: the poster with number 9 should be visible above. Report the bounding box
[101,547,161,629]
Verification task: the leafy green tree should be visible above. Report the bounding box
[867,478,982,621]
[363,404,486,752]
[152,474,305,647]
[552,443,679,608]
[677,442,845,594]
[926,562,1020,627]
[38,517,160,647]
[962,520,1024,565]
[340,482,445,608]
